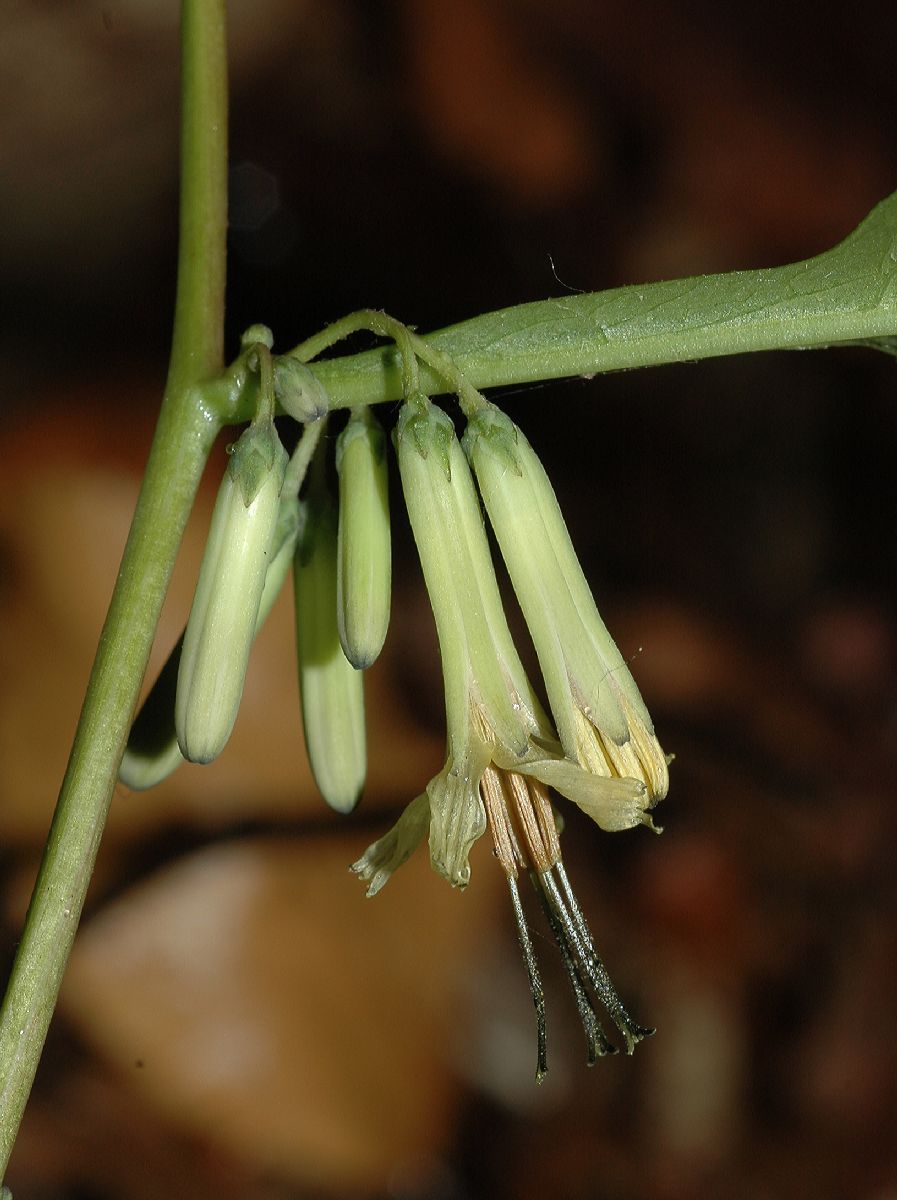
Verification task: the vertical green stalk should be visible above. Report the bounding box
[168,0,228,391]
[0,0,229,1179]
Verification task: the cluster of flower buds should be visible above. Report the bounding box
[120,333,392,812]
[121,315,669,1080]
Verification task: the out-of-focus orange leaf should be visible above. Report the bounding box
[61,834,503,1192]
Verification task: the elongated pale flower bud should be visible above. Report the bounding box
[118,633,186,790]
[335,409,391,669]
[175,419,287,764]
[294,489,366,813]
[120,491,302,790]
[463,405,668,805]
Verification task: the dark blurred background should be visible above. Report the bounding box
[2,1,897,1197]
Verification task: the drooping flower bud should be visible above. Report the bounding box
[274,356,329,422]
[463,405,668,805]
[120,490,302,791]
[294,486,366,813]
[335,408,391,669]
[175,419,287,764]
[118,633,186,790]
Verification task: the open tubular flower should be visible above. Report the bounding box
[353,761,653,1075]
[463,404,669,805]
[175,418,287,764]
[357,397,655,892]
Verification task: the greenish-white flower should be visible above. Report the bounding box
[352,398,655,894]
[463,404,669,805]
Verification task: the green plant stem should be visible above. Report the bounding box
[288,312,486,413]
[293,191,897,411]
[284,417,326,498]
[0,0,228,1179]
[168,0,228,393]
[291,308,422,398]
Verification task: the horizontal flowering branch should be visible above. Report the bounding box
[4,0,896,1169]
[285,189,897,413]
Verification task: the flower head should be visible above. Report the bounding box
[463,404,669,803]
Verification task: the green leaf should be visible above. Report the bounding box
[308,190,897,410]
